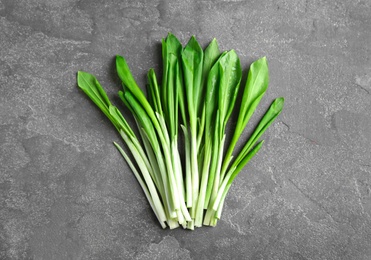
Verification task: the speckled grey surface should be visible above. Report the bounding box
[1,0,371,259]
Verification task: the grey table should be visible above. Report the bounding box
[1,0,370,259]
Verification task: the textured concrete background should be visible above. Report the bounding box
[1,0,371,259]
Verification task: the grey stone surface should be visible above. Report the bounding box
[1,0,370,259]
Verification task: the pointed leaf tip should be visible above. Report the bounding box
[77,71,96,90]
[272,97,285,112]
[274,97,285,107]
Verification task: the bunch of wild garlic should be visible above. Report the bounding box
[77,33,284,230]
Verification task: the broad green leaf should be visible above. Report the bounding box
[181,36,204,119]
[239,56,269,128]
[222,56,270,175]
[77,71,120,130]
[77,71,111,109]
[161,33,182,137]
[197,39,221,145]
[217,50,242,134]
[202,39,220,89]
[204,52,226,137]
[204,50,241,139]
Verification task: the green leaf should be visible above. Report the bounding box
[147,68,163,115]
[77,71,112,109]
[164,54,177,137]
[118,90,134,114]
[116,55,145,99]
[123,91,158,150]
[221,56,270,176]
[202,38,220,91]
[229,140,264,184]
[181,35,204,119]
[231,97,284,170]
[197,39,221,146]
[217,50,242,134]
[116,55,166,144]
[77,71,121,130]
[239,56,269,128]
[204,52,225,137]
[161,33,183,136]
[108,105,135,138]
[116,55,157,123]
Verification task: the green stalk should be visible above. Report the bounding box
[117,130,167,227]
[212,141,264,212]
[194,137,212,227]
[215,183,230,220]
[181,36,204,217]
[181,125,192,208]
[114,142,167,228]
[211,97,284,218]
[157,113,191,222]
[190,130,198,217]
[136,125,172,217]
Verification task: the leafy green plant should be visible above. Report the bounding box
[77,33,284,229]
